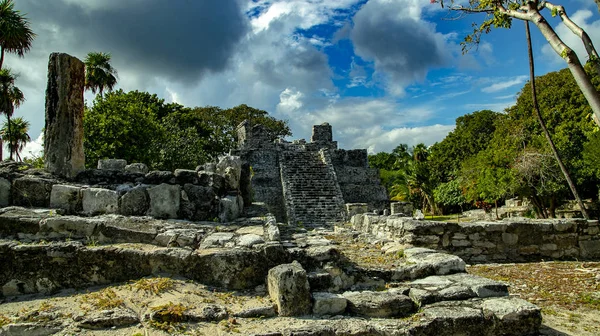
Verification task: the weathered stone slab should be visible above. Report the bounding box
[0,322,62,336]
[49,184,82,214]
[44,52,85,178]
[344,290,415,318]
[267,261,311,316]
[217,155,242,190]
[580,239,600,258]
[200,232,235,248]
[180,184,217,221]
[481,296,542,335]
[119,186,149,216]
[147,183,180,219]
[11,177,55,207]
[77,308,139,329]
[124,162,148,174]
[0,177,10,207]
[97,159,127,171]
[237,234,264,247]
[40,216,100,237]
[219,195,241,222]
[312,292,347,316]
[82,188,118,215]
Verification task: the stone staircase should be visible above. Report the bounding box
[280,150,346,226]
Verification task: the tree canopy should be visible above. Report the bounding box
[0,0,35,69]
[84,90,292,170]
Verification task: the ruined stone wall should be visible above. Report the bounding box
[0,158,245,222]
[331,149,389,209]
[351,214,600,262]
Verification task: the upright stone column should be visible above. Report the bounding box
[44,53,85,178]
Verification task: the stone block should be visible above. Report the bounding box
[124,163,148,174]
[219,195,241,222]
[197,172,226,195]
[11,177,55,207]
[580,240,600,258]
[237,234,264,247]
[180,184,218,221]
[200,232,235,248]
[82,188,119,215]
[97,159,127,171]
[267,261,311,316]
[312,292,347,316]
[50,185,82,214]
[391,202,413,215]
[119,186,149,216]
[502,233,519,245]
[481,297,542,336]
[144,171,175,185]
[0,177,10,207]
[44,53,85,178]
[554,221,575,232]
[346,203,368,217]
[174,169,199,185]
[344,291,414,317]
[217,155,242,190]
[147,183,180,219]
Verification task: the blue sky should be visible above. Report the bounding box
[4,0,600,159]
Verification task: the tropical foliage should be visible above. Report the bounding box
[0,116,30,161]
[370,67,600,218]
[0,0,35,69]
[84,52,118,97]
[84,90,291,170]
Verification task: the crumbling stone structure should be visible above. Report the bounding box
[44,53,86,179]
[233,122,388,226]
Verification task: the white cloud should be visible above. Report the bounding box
[277,88,304,115]
[481,76,528,93]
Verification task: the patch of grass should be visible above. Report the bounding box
[79,288,124,311]
[579,292,600,309]
[149,302,190,333]
[0,314,11,327]
[219,318,240,333]
[131,277,175,295]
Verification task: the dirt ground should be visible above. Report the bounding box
[468,262,600,336]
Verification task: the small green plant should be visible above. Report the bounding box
[131,333,144,336]
[85,236,99,247]
[132,277,175,295]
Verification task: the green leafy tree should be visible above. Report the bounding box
[0,68,23,160]
[84,90,166,167]
[433,178,467,214]
[84,90,292,170]
[0,0,35,69]
[84,52,118,98]
[429,110,504,184]
[0,116,30,161]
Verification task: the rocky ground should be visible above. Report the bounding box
[469,262,600,336]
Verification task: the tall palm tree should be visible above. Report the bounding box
[0,116,30,161]
[84,52,118,98]
[0,0,35,69]
[0,68,24,160]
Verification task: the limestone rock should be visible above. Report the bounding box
[217,155,242,190]
[0,323,62,336]
[174,169,199,185]
[185,304,228,322]
[233,305,277,318]
[180,184,217,221]
[44,52,85,178]
[11,177,56,207]
[344,291,415,318]
[267,261,311,316]
[82,188,119,215]
[119,186,149,216]
[0,177,11,207]
[237,234,264,247]
[200,232,235,248]
[481,296,542,335]
[77,308,139,329]
[147,183,180,219]
[49,184,82,214]
[312,292,347,316]
[124,163,148,174]
[144,171,175,185]
[197,172,226,195]
[97,159,127,171]
[219,195,241,222]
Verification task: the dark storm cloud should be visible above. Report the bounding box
[18,0,249,83]
[350,0,445,87]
